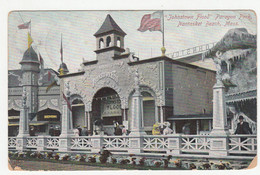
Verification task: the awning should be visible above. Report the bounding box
[8,121,50,126]
[168,114,213,120]
[8,116,20,119]
[8,123,19,126]
[29,121,49,126]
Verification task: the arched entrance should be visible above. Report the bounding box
[71,98,85,129]
[92,87,121,135]
[37,108,61,136]
[8,109,20,136]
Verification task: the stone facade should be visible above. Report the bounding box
[8,14,216,136]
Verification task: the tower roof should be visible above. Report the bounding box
[58,62,69,73]
[94,14,126,37]
[21,46,39,63]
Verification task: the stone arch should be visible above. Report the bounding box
[90,77,124,109]
[127,85,159,130]
[127,85,159,106]
[70,94,84,104]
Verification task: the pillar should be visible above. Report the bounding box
[209,73,229,157]
[196,120,200,135]
[16,88,29,151]
[129,69,146,154]
[59,82,75,151]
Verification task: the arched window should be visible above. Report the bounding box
[99,38,104,49]
[117,37,121,47]
[106,36,111,47]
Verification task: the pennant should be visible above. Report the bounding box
[28,32,33,48]
[18,21,31,29]
[46,81,57,93]
[138,11,163,32]
[63,92,72,111]
[48,71,51,81]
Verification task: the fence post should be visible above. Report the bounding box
[16,136,28,151]
[209,135,229,157]
[128,136,144,154]
[91,135,103,153]
[167,134,181,155]
[37,135,47,152]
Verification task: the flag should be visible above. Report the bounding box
[46,70,60,93]
[28,32,33,48]
[138,11,163,32]
[63,92,72,111]
[60,34,63,63]
[18,21,31,29]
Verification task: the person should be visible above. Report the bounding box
[73,127,79,136]
[29,126,36,136]
[152,123,161,135]
[114,124,122,135]
[77,126,82,136]
[163,122,173,135]
[234,116,252,135]
[182,123,191,135]
[122,125,127,136]
[234,116,252,151]
[49,126,54,136]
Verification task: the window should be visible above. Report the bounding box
[99,38,104,49]
[117,37,121,47]
[106,36,111,47]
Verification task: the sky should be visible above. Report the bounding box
[8,10,257,73]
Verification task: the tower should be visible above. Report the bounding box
[19,46,40,120]
[58,62,69,75]
[94,14,126,63]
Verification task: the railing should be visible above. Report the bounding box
[8,137,17,148]
[181,135,210,153]
[143,135,169,151]
[46,137,60,149]
[9,134,257,158]
[26,137,38,149]
[228,135,257,155]
[103,136,130,150]
[71,137,92,150]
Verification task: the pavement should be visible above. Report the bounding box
[9,159,122,171]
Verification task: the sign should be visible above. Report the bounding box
[101,98,121,117]
[167,42,216,59]
[44,115,57,119]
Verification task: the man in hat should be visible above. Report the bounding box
[234,116,252,135]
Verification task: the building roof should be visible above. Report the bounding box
[94,14,126,37]
[21,46,39,63]
[8,68,59,87]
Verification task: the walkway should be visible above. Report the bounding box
[9,159,122,171]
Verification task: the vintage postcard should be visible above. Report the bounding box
[7,10,257,171]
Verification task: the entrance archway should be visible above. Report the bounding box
[71,98,85,129]
[92,87,121,135]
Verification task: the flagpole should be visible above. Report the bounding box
[161,10,166,56]
[162,10,165,47]
[30,19,32,36]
